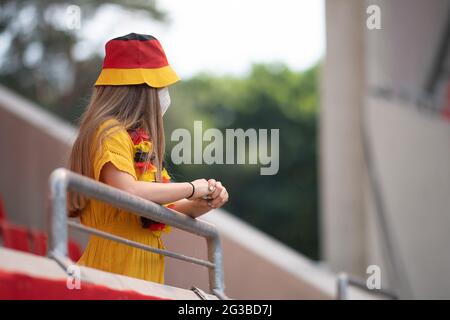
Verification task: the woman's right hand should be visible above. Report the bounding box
[189,179,213,199]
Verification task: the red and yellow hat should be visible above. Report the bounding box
[95,33,180,88]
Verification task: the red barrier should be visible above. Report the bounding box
[0,269,167,300]
[0,197,5,221]
[68,240,82,261]
[0,223,31,253]
[0,202,83,261]
[29,230,47,256]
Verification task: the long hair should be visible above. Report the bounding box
[68,84,165,217]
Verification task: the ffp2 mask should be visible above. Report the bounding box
[157,87,171,115]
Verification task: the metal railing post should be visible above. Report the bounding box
[49,169,69,259]
[208,236,225,295]
[337,273,349,300]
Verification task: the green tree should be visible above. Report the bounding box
[0,0,166,121]
[165,63,320,259]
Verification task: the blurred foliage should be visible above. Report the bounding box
[165,63,320,259]
[0,1,320,260]
[0,0,166,121]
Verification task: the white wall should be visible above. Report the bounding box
[322,0,450,298]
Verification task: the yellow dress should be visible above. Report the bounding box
[77,118,172,284]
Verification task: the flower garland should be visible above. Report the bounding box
[128,127,174,232]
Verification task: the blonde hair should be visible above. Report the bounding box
[68,84,165,217]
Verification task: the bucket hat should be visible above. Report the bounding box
[95,33,180,88]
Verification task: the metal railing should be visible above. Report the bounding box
[336,273,397,300]
[48,168,227,299]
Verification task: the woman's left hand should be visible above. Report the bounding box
[205,179,229,209]
[172,179,229,218]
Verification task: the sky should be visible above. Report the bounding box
[79,0,325,78]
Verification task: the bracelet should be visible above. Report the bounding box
[187,182,195,199]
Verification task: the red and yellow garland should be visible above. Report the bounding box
[128,127,174,233]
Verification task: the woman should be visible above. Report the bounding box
[68,33,229,283]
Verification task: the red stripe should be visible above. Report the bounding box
[103,39,169,69]
[0,269,168,300]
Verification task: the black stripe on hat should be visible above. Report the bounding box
[112,33,157,41]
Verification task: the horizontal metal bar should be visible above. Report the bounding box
[60,169,219,239]
[68,221,215,268]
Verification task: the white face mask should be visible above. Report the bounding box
[157,87,171,115]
